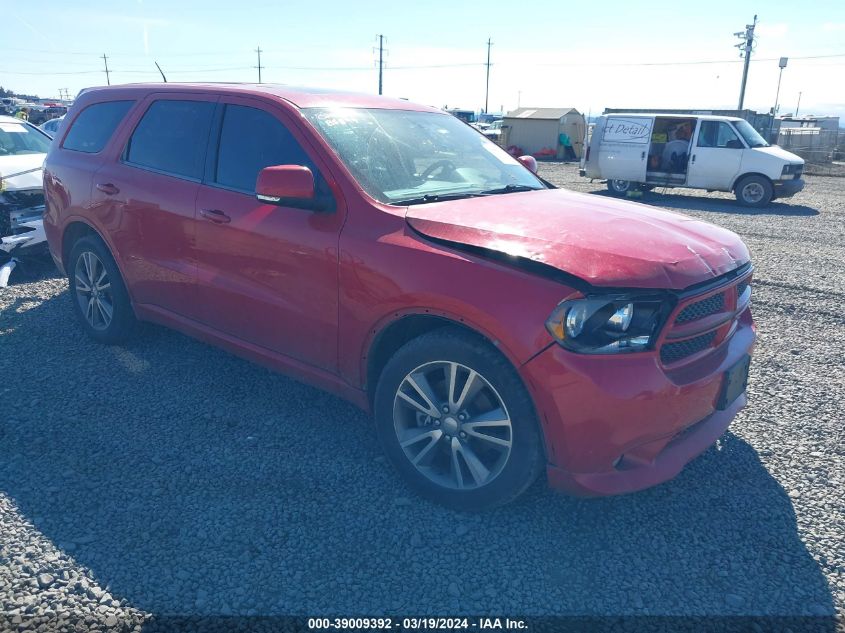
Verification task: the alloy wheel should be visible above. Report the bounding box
[392,361,513,490]
[74,251,113,331]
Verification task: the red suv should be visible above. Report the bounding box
[43,84,755,509]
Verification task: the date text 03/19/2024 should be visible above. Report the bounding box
[307,617,528,630]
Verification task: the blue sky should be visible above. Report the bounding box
[4,0,844,119]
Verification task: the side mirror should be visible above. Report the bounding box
[518,155,538,174]
[256,165,315,204]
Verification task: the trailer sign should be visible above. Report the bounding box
[603,118,652,143]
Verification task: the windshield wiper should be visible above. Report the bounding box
[392,192,490,206]
[478,184,542,195]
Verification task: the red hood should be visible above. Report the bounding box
[405,189,750,290]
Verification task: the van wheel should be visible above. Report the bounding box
[735,175,773,207]
[607,179,632,195]
[68,235,137,344]
[374,327,543,510]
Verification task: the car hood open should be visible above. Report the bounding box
[405,188,750,290]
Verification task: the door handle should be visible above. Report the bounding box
[641,151,646,159]
[96,183,120,195]
[200,208,231,224]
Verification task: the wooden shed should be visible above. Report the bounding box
[501,107,586,159]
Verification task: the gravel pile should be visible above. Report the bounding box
[0,164,842,628]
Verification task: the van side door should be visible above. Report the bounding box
[686,120,744,191]
[192,96,344,372]
[596,116,651,183]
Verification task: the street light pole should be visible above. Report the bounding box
[770,57,788,141]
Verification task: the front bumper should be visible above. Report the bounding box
[521,310,755,496]
[1,215,47,255]
[774,177,804,198]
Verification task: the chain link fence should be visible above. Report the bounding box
[777,129,845,177]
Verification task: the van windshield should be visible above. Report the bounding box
[734,120,769,148]
[304,108,544,205]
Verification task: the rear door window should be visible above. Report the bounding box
[62,100,134,153]
[214,104,313,192]
[125,100,215,180]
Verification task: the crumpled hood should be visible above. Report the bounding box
[405,188,750,290]
[0,153,45,191]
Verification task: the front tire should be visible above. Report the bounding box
[735,175,773,207]
[374,327,543,510]
[68,235,137,344]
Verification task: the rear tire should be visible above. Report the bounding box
[68,235,137,344]
[607,179,633,195]
[374,327,543,510]
[735,175,773,207]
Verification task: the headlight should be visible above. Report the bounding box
[781,163,803,177]
[545,296,667,354]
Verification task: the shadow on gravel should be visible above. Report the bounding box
[589,190,820,217]
[0,251,60,286]
[0,294,836,625]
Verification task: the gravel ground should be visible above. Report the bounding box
[1,164,843,630]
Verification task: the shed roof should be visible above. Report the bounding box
[505,107,578,120]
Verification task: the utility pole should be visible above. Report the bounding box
[795,91,802,117]
[734,15,756,110]
[484,38,492,114]
[377,35,384,95]
[255,46,263,83]
[102,54,111,86]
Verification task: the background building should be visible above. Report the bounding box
[501,108,586,159]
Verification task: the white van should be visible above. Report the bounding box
[580,113,805,207]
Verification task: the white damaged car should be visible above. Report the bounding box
[0,115,51,285]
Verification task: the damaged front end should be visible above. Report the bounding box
[1,186,47,287]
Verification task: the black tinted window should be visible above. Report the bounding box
[62,101,133,153]
[126,100,215,179]
[215,104,312,192]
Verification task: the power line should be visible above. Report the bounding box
[2,52,844,78]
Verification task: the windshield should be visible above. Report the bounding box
[734,120,769,148]
[304,108,544,204]
[0,121,51,156]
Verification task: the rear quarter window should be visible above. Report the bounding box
[62,100,134,153]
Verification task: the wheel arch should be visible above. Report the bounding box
[731,171,773,192]
[61,220,100,271]
[62,219,137,316]
[364,312,518,408]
